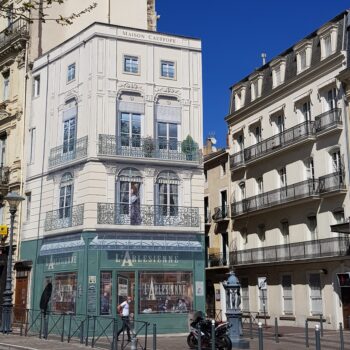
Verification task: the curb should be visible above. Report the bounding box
[0,343,38,350]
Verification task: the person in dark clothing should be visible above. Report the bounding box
[117,296,132,341]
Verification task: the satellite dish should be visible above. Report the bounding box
[209,137,217,145]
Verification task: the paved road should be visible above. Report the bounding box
[0,326,349,350]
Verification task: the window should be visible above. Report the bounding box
[29,127,36,164]
[120,112,141,148]
[59,173,73,219]
[204,197,210,224]
[281,219,289,243]
[324,35,332,57]
[0,135,6,166]
[257,224,266,242]
[233,85,247,110]
[157,171,179,217]
[333,208,345,224]
[257,177,264,194]
[3,71,9,101]
[204,169,207,182]
[161,61,175,79]
[300,50,307,71]
[26,192,32,221]
[307,215,317,237]
[251,80,259,101]
[275,67,281,86]
[33,75,40,97]
[271,58,286,88]
[239,182,246,200]
[305,158,315,181]
[241,228,248,245]
[326,88,337,111]
[331,149,341,172]
[276,115,285,133]
[241,278,249,312]
[138,271,193,313]
[237,134,244,151]
[63,118,76,154]
[254,126,261,143]
[67,63,76,82]
[279,167,287,187]
[52,272,77,314]
[301,101,311,122]
[309,273,322,315]
[157,122,178,151]
[100,272,112,315]
[282,275,293,315]
[318,24,338,60]
[220,190,227,217]
[124,56,139,74]
[295,40,312,74]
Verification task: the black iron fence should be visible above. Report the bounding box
[44,204,84,231]
[98,134,202,163]
[230,236,350,266]
[48,136,88,169]
[207,253,228,268]
[319,172,345,193]
[212,206,229,222]
[97,203,200,228]
[314,108,342,133]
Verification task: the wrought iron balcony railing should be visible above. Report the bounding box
[230,236,350,266]
[207,252,229,268]
[0,166,9,186]
[231,179,319,217]
[97,203,200,228]
[44,204,84,231]
[212,206,229,222]
[230,121,315,169]
[319,172,346,193]
[314,108,342,133]
[0,19,29,50]
[48,136,88,169]
[98,135,201,163]
[205,209,211,224]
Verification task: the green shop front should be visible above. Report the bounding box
[20,231,205,334]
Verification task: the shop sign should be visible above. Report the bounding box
[45,254,77,271]
[114,251,179,267]
[195,281,204,296]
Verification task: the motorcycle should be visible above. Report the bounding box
[187,311,232,350]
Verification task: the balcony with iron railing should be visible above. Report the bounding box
[230,236,350,266]
[0,19,29,51]
[48,136,88,169]
[97,203,200,228]
[44,204,84,232]
[212,205,229,222]
[319,171,346,195]
[315,108,342,134]
[98,135,202,164]
[206,252,229,268]
[231,179,319,218]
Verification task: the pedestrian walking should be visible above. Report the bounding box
[117,296,132,342]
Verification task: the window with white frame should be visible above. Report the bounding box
[33,75,40,98]
[271,58,286,88]
[62,99,77,154]
[157,171,179,216]
[67,63,76,82]
[301,101,311,122]
[120,112,142,148]
[251,80,259,101]
[0,135,6,166]
[282,274,293,315]
[157,122,178,151]
[59,173,73,219]
[324,34,332,57]
[241,278,249,312]
[307,214,317,238]
[124,56,139,74]
[331,149,342,172]
[309,273,322,315]
[161,61,175,79]
[318,24,338,60]
[325,87,337,111]
[233,85,247,110]
[2,71,9,101]
[250,124,261,144]
[239,181,246,200]
[237,133,244,151]
[26,192,32,221]
[294,40,312,74]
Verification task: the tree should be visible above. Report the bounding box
[0,0,97,25]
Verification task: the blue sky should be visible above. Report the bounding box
[157,0,350,147]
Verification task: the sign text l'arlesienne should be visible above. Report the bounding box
[115,251,179,267]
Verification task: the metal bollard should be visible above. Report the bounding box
[258,322,264,350]
[339,323,344,350]
[153,323,156,350]
[211,319,215,350]
[348,316,350,330]
[249,315,253,339]
[274,317,279,343]
[197,322,201,350]
[315,325,321,350]
[319,314,323,337]
[85,317,90,347]
[305,320,309,348]
[130,337,137,350]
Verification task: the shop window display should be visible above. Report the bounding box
[52,272,77,314]
[100,272,112,315]
[139,271,193,313]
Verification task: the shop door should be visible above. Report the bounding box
[342,288,350,329]
[116,272,135,314]
[14,275,28,323]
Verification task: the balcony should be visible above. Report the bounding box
[230,121,315,170]
[0,19,29,53]
[231,179,319,218]
[315,108,342,135]
[319,172,346,195]
[98,135,202,164]
[48,136,88,170]
[44,204,84,232]
[207,252,229,268]
[97,203,200,228]
[212,206,229,222]
[230,236,350,266]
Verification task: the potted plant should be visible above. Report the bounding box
[142,136,155,158]
[181,135,198,161]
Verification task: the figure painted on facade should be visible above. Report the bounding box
[130,184,141,225]
[228,288,241,310]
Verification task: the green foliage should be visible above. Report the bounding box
[181,135,198,161]
[142,137,155,158]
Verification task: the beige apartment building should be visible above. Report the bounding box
[227,11,350,329]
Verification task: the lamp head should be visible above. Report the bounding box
[5,192,25,210]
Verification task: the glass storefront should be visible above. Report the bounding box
[100,272,112,315]
[52,272,77,314]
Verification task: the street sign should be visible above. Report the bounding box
[337,273,350,287]
[258,277,267,290]
[0,225,8,237]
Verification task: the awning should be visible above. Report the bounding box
[331,222,350,234]
[89,233,202,252]
[39,236,85,256]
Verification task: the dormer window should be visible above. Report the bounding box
[233,85,247,111]
[270,58,286,89]
[318,23,338,60]
[294,39,312,74]
[250,72,263,101]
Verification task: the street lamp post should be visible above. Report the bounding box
[1,192,24,333]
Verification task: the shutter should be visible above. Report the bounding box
[118,101,145,114]
[155,105,181,123]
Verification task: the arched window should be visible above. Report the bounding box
[156,171,179,216]
[59,173,73,219]
[63,98,77,154]
[117,168,142,215]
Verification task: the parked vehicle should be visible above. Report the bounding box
[187,311,232,350]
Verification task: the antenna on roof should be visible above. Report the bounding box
[261,52,267,65]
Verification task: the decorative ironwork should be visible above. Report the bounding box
[212,206,229,222]
[231,179,319,217]
[230,150,244,169]
[230,236,350,266]
[98,134,202,163]
[48,136,88,169]
[207,252,228,267]
[44,204,84,231]
[97,203,200,228]
[314,108,342,133]
[319,172,346,193]
[0,19,29,51]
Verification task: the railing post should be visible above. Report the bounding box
[85,316,90,346]
[91,316,96,348]
[339,322,344,350]
[319,314,323,337]
[80,320,84,344]
[68,314,72,343]
[274,317,279,343]
[249,314,253,339]
[211,319,215,350]
[258,322,263,350]
[153,323,157,350]
[39,312,43,339]
[197,322,201,350]
[24,309,29,336]
[144,322,149,350]
[305,319,309,348]
[315,324,321,350]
